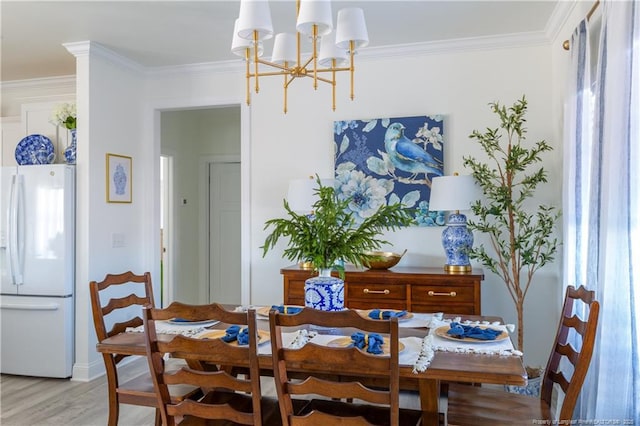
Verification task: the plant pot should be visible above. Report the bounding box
[505,367,543,396]
[304,268,344,311]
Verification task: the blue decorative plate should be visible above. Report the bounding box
[15,134,55,165]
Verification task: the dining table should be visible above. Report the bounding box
[97,307,527,426]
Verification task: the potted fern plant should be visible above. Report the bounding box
[463,96,560,389]
[262,176,412,310]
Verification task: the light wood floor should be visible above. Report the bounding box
[1,357,421,425]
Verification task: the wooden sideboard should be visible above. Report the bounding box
[281,265,484,315]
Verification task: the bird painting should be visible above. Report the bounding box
[384,122,443,178]
[333,115,445,227]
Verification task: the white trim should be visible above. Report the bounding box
[64,41,145,75]
[544,0,578,43]
[160,149,177,307]
[0,75,76,90]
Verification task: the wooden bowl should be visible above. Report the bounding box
[363,250,406,269]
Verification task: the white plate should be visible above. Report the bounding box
[197,329,270,345]
[166,319,220,326]
[357,309,414,322]
[434,325,508,343]
[256,305,304,317]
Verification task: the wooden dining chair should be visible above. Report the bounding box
[445,285,600,425]
[143,302,282,426]
[90,271,198,426]
[269,307,423,426]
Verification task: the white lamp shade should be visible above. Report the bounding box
[318,32,348,67]
[237,0,274,41]
[287,177,334,213]
[287,178,318,213]
[231,19,264,57]
[296,0,333,36]
[271,33,297,64]
[429,175,481,212]
[335,8,369,50]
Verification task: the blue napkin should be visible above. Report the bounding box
[447,322,503,340]
[237,327,249,345]
[350,332,384,354]
[271,305,302,314]
[221,325,250,345]
[368,309,407,320]
[366,333,384,354]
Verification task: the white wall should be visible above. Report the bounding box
[65,42,151,380]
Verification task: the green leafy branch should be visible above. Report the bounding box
[463,96,560,351]
[261,176,413,278]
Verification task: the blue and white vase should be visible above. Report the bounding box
[441,212,473,271]
[304,268,345,311]
[64,128,77,165]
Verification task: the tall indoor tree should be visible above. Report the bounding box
[464,96,560,353]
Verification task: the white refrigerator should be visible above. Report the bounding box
[0,164,75,378]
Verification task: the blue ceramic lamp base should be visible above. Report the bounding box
[441,212,473,273]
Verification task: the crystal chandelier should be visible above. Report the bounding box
[231,0,369,113]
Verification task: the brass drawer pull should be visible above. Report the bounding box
[363,288,390,295]
[428,291,457,297]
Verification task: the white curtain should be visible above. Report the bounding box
[563,0,639,422]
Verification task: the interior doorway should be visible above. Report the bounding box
[159,106,244,305]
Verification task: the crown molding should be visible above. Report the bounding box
[146,30,552,78]
[64,41,145,75]
[544,0,578,43]
[0,75,76,91]
[146,59,244,77]
[360,30,550,61]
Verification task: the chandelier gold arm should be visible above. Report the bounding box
[253,31,260,94]
[350,40,355,101]
[312,25,318,90]
[245,48,251,105]
[332,58,337,111]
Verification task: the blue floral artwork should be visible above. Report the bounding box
[106,153,132,203]
[334,116,445,227]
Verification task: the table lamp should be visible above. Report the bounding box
[287,177,317,214]
[428,173,481,273]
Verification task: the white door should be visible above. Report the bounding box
[209,162,241,304]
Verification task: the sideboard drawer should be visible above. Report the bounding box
[411,284,475,304]
[347,282,406,301]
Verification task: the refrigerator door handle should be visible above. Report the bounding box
[8,174,24,285]
[8,175,17,285]
[0,303,60,311]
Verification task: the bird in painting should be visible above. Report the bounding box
[384,122,443,178]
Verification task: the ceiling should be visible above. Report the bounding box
[1,1,559,82]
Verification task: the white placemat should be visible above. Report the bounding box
[428,319,518,354]
[126,320,219,337]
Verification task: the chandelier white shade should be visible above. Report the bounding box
[296,0,333,36]
[335,8,369,49]
[231,19,264,58]
[237,0,273,40]
[231,0,369,113]
[318,32,348,67]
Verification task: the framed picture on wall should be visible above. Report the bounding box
[106,153,132,203]
[333,115,445,226]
